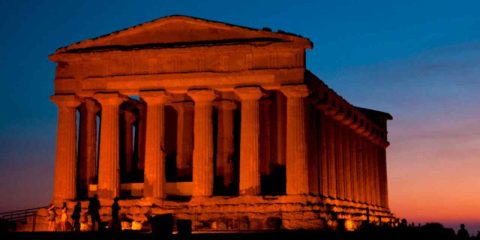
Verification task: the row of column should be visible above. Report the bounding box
[309,109,388,208]
[51,84,310,201]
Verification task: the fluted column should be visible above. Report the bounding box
[363,138,371,204]
[95,93,126,199]
[259,99,273,176]
[370,142,376,206]
[188,90,216,197]
[326,117,337,198]
[319,113,329,197]
[140,91,168,199]
[380,147,389,208]
[350,130,359,202]
[78,98,100,196]
[308,106,319,195]
[51,95,81,201]
[122,110,136,180]
[235,87,263,195]
[373,143,380,206]
[135,103,146,171]
[172,102,194,178]
[358,136,366,203]
[334,122,345,199]
[275,92,286,166]
[215,100,236,188]
[281,85,309,195]
[343,126,352,201]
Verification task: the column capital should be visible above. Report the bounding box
[94,92,127,106]
[280,84,310,98]
[83,98,100,113]
[215,100,237,110]
[140,90,169,105]
[171,101,194,111]
[187,89,216,103]
[234,86,263,100]
[50,94,81,108]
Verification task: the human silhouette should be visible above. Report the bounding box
[47,204,56,231]
[71,201,81,232]
[366,207,370,224]
[59,202,68,231]
[111,197,120,231]
[457,224,469,240]
[88,194,101,231]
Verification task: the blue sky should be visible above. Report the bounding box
[0,0,479,233]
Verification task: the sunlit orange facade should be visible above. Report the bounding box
[46,15,394,231]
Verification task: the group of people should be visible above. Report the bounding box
[47,194,120,231]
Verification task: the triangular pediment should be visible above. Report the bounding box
[54,15,312,54]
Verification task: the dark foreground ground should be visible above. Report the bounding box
[0,225,468,240]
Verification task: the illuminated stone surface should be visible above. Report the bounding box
[94,93,126,199]
[141,90,168,199]
[51,95,81,201]
[188,89,216,197]
[78,98,99,197]
[43,15,395,231]
[215,100,236,189]
[235,86,263,195]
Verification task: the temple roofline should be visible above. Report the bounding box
[355,107,393,121]
[51,15,313,57]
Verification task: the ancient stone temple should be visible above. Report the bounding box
[46,15,394,231]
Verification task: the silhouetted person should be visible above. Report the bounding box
[71,201,81,232]
[60,202,68,231]
[457,224,469,240]
[111,197,120,231]
[366,207,370,224]
[88,194,101,231]
[47,204,56,231]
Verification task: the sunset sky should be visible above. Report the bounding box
[0,0,479,233]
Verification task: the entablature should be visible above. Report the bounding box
[306,71,391,148]
[53,44,305,80]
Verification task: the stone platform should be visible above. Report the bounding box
[30,196,394,232]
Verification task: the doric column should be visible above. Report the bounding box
[308,106,319,195]
[319,113,330,197]
[94,93,126,199]
[275,92,286,166]
[380,147,389,208]
[122,110,136,180]
[370,142,376,206]
[343,126,352,201]
[188,90,216,197]
[350,130,359,202]
[172,101,194,178]
[281,85,309,195]
[140,91,169,199]
[259,99,273,176]
[215,100,236,188]
[326,117,337,198]
[235,87,263,195]
[135,103,146,171]
[78,98,100,196]
[51,95,81,201]
[334,122,345,200]
[370,143,376,206]
[363,138,371,204]
[373,143,380,206]
[358,136,366,203]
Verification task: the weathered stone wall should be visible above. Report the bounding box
[29,197,394,232]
